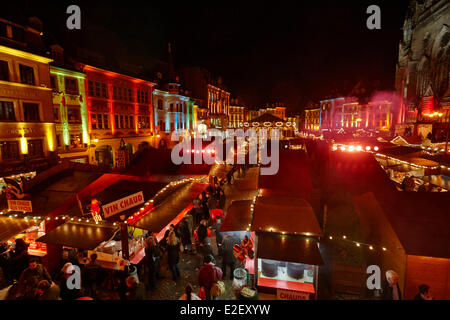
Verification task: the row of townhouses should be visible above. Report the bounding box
[0,16,235,175]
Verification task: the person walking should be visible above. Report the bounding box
[221,234,238,279]
[167,231,181,281]
[179,283,201,300]
[145,235,161,289]
[17,257,52,296]
[198,254,223,300]
[180,219,193,254]
[83,253,102,298]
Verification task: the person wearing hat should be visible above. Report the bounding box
[381,270,402,300]
[414,284,433,300]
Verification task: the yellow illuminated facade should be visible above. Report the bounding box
[0,41,56,174]
[50,65,90,163]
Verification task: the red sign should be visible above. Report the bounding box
[7,200,33,212]
[102,191,144,218]
[277,288,310,300]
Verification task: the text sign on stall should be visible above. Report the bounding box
[8,199,33,212]
[102,191,144,219]
[277,288,310,300]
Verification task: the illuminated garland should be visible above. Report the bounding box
[373,152,440,170]
[326,234,394,252]
[0,176,206,228]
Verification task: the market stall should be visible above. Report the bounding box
[250,196,324,300]
[36,178,200,271]
[0,215,46,257]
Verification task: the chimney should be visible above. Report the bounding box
[50,44,64,65]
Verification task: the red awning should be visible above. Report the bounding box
[251,196,322,236]
[257,233,324,265]
[219,200,253,232]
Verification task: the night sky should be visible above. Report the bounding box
[14,0,409,112]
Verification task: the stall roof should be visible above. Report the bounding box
[251,196,322,236]
[380,192,450,259]
[0,216,42,243]
[257,233,324,265]
[36,221,117,250]
[133,182,205,232]
[219,200,253,232]
[209,163,233,180]
[65,180,168,220]
[258,150,313,198]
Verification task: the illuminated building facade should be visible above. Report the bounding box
[395,0,450,138]
[316,97,393,132]
[153,88,194,134]
[0,18,56,176]
[228,98,248,128]
[50,48,89,163]
[180,66,230,129]
[258,106,286,120]
[304,107,321,131]
[81,64,155,167]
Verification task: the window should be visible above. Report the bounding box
[129,115,134,128]
[27,139,43,159]
[170,122,174,131]
[115,114,119,129]
[144,92,148,103]
[95,81,101,97]
[119,115,124,128]
[0,60,9,81]
[56,135,61,148]
[19,64,35,85]
[158,99,163,110]
[128,89,133,102]
[103,114,109,129]
[23,103,40,122]
[50,76,57,90]
[88,80,94,96]
[67,106,81,123]
[65,77,78,95]
[91,113,97,129]
[53,106,60,121]
[118,87,122,100]
[11,26,24,42]
[169,103,174,112]
[1,141,20,161]
[97,114,103,129]
[113,86,117,99]
[0,101,15,121]
[101,83,107,98]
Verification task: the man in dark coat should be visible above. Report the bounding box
[221,234,239,279]
[145,235,162,289]
[381,270,402,300]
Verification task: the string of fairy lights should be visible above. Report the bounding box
[245,194,258,232]
[325,234,398,253]
[0,176,206,228]
[372,152,440,170]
